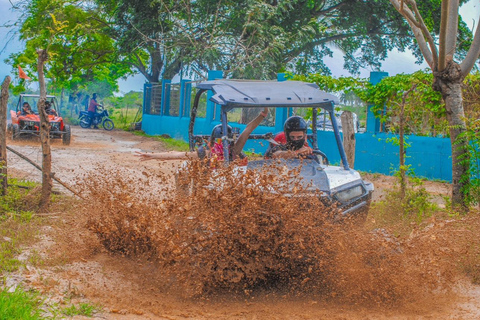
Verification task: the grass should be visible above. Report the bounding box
[134,131,190,152]
[0,179,43,273]
[0,180,52,319]
[61,302,100,317]
[0,287,43,320]
[108,107,142,130]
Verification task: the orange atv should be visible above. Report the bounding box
[10,94,71,145]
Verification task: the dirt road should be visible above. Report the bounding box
[5,127,480,320]
[7,127,179,192]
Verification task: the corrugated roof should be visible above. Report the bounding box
[196,80,339,110]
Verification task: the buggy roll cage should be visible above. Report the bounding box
[188,80,350,170]
[16,94,59,114]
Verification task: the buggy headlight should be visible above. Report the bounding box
[335,185,364,202]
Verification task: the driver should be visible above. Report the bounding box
[88,93,102,129]
[264,116,314,159]
[135,108,268,166]
[19,102,33,115]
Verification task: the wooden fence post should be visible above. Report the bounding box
[341,111,356,168]
[0,76,11,195]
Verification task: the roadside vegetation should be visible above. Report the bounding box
[133,131,190,152]
[0,288,43,320]
[0,179,102,319]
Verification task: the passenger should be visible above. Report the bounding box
[135,108,269,165]
[265,116,314,159]
[19,102,33,116]
[44,101,57,116]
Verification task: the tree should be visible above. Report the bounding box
[37,49,52,210]
[8,0,133,98]
[94,0,182,82]
[389,0,479,210]
[168,0,428,79]
[93,0,464,81]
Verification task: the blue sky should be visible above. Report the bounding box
[1,0,479,94]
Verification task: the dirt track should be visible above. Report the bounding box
[7,127,180,192]
[5,127,480,319]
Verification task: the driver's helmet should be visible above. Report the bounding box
[284,116,308,149]
[209,124,233,146]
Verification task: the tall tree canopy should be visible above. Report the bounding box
[90,0,470,81]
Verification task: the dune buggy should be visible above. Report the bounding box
[10,94,71,145]
[188,80,374,219]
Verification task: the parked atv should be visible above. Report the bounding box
[10,94,71,145]
[78,107,114,131]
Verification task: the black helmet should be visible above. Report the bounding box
[284,116,307,137]
[284,116,308,150]
[210,124,233,145]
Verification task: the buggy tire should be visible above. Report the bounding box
[103,119,114,131]
[79,115,90,128]
[62,124,71,145]
[11,124,19,140]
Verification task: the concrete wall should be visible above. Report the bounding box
[141,71,453,182]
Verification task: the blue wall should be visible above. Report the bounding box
[142,71,453,182]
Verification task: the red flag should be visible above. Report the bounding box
[18,66,31,80]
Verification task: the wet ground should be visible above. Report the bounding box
[5,127,480,319]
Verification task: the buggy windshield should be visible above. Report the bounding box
[17,95,58,114]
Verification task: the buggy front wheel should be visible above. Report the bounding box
[62,124,71,145]
[103,119,114,131]
[11,124,19,140]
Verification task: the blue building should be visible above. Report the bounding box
[141,71,453,182]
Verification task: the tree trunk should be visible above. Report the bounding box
[433,61,469,211]
[37,49,52,210]
[60,88,64,115]
[0,76,11,195]
[340,111,356,168]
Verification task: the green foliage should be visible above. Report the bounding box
[94,0,456,80]
[157,137,190,152]
[0,179,38,219]
[459,119,480,207]
[372,181,438,224]
[0,288,43,320]
[61,302,99,317]
[296,71,447,136]
[9,0,133,95]
[103,91,143,130]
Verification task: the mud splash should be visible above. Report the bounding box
[80,160,455,305]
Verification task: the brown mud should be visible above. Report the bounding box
[5,127,480,319]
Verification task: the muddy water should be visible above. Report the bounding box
[6,127,480,319]
[82,160,468,313]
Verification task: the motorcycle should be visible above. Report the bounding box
[79,107,114,131]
